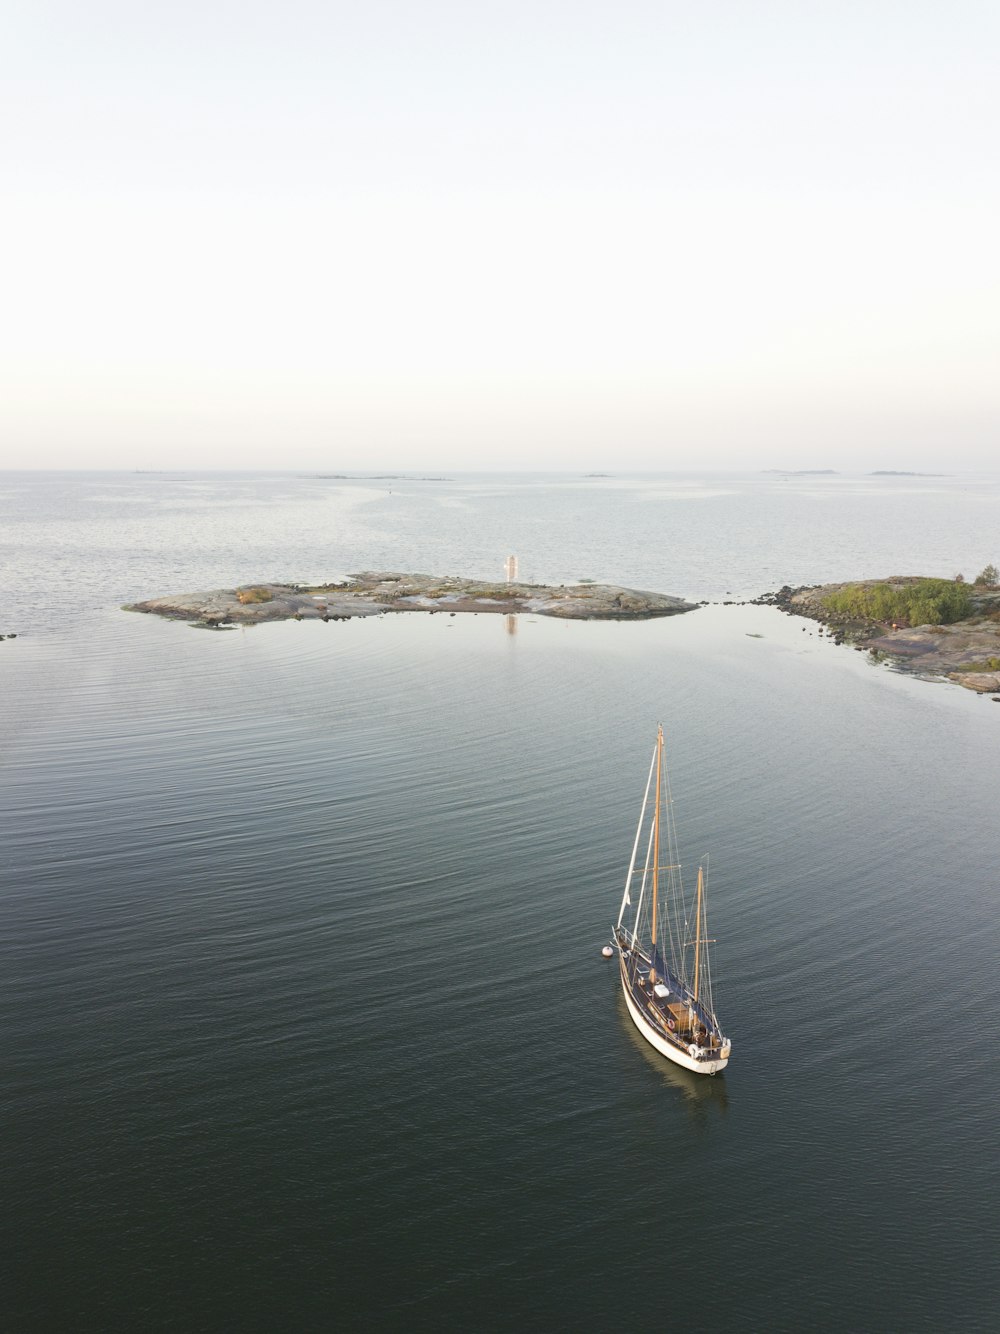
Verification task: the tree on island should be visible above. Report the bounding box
[974,563,998,587]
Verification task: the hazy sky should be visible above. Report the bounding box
[4,1,998,471]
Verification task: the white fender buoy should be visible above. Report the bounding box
[601,945,614,959]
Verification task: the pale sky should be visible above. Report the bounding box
[3,1,998,471]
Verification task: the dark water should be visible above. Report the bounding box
[3,472,999,1331]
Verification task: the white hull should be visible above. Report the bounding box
[620,967,729,1076]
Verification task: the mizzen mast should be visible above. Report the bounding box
[651,724,663,948]
[692,864,704,1003]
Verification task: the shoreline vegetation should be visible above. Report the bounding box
[124,570,1000,697]
[755,573,1000,695]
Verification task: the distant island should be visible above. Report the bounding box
[125,572,697,626]
[308,475,451,482]
[869,471,948,477]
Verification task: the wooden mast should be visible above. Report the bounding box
[692,865,704,1003]
[651,726,662,948]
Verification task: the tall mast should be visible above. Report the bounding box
[651,726,662,947]
[692,865,704,1002]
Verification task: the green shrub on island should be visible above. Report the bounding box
[974,563,999,587]
[823,579,972,626]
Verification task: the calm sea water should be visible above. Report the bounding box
[3,471,999,1331]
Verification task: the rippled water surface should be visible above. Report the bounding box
[3,471,1000,1331]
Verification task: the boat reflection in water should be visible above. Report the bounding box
[617,992,730,1117]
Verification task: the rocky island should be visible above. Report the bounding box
[758,574,1000,695]
[125,572,697,626]
[125,568,1000,699]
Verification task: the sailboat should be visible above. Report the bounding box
[611,726,732,1075]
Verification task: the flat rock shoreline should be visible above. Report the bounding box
[124,570,1000,699]
[125,572,697,625]
[756,578,1000,695]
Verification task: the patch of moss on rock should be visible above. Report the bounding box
[236,586,274,604]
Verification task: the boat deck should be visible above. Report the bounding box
[615,930,723,1057]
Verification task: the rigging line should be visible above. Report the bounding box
[661,743,680,909]
[631,810,657,947]
[617,740,657,928]
[661,735,687,979]
[693,866,704,1003]
[652,726,662,945]
[700,857,715,1014]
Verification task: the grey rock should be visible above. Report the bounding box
[125,573,699,627]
